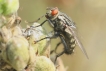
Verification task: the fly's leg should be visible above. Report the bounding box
[33,20,48,27]
[34,36,51,44]
[50,42,62,55]
[25,15,45,24]
[25,18,47,28]
[54,35,68,63]
[35,15,45,22]
[59,35,69,50]
[54,42,62,54]
[34,31,58,44]
[54,50,65,64]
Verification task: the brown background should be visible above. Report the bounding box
[19,0,106,71]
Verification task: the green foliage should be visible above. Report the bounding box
[0,0,19,16]
[0,0,56,71]
[1,36,30,71]
[34,56,56,71]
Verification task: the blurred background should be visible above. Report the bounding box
[18,0,106,71]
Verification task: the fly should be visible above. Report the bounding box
[27,7,89,63]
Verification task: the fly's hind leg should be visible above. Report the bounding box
[50,42,62,58]
[54,35,68,63]
[54,42,62,54]
[54,50,65,64]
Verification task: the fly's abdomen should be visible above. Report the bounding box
[64,32,76,54]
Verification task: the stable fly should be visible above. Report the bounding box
[28,7,89,63]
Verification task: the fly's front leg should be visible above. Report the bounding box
[34,31,58,44]
[35,15,45,22]
[33,20,48,27]
[25,15,45,24]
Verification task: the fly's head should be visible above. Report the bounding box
[45,7,59,19]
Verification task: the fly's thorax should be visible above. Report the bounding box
[54,23,65,31]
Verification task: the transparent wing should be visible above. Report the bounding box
[61,12,89,59]
[65,25,89,59]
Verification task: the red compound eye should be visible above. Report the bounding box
[51,9,58,16]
